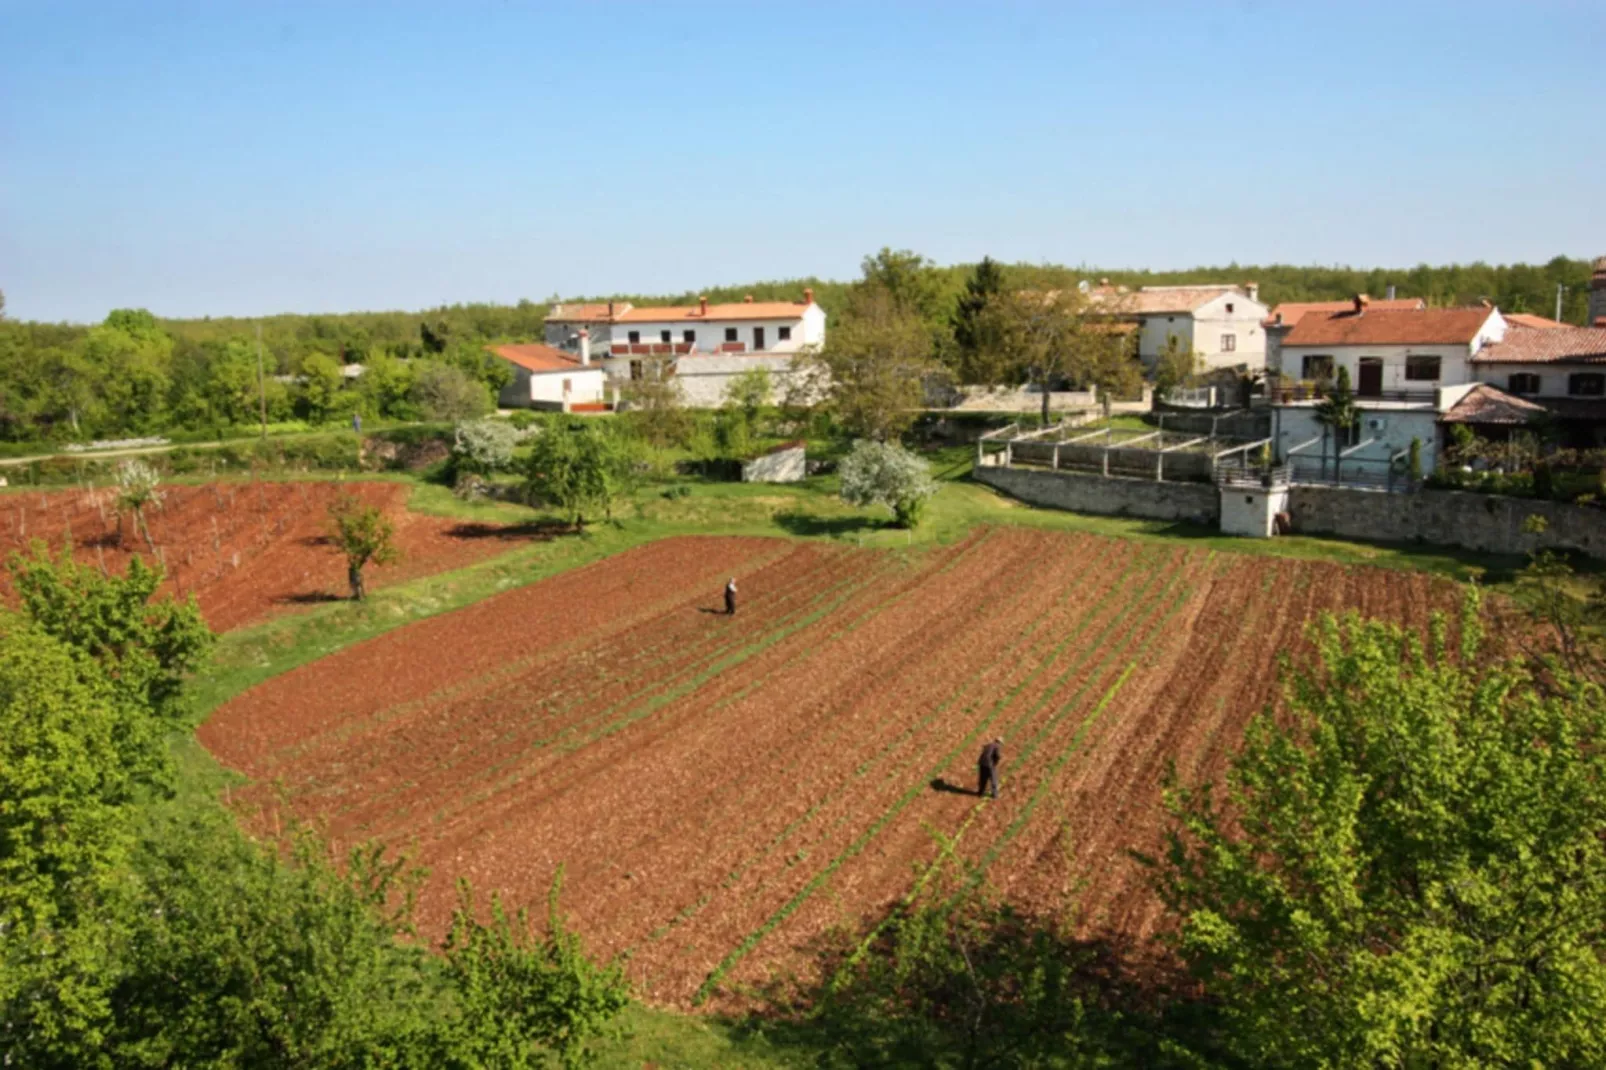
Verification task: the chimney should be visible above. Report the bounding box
[744,294,753,303]
[1352,293,1370,314]
[1589,255,1606,327]
[1480,298,1492,309]
[699,294,708,316]
[1244,280,1259,303]
[803,287,814,305]
[1386,284,1397,300]
[607,300,615,319]
[578,328,591,367]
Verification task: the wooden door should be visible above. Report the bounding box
[1358,358,1383,397]
[753,326,766,351]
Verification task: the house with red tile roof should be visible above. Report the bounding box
[1085,281,1269,373]
[486,340,609,411]
[1471,324,1606,448]
[540,289,827,407]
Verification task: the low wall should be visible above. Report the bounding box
[975,465,1219,525]
[1288,485,1604,558]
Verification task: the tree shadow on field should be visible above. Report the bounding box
[274,591,346,607]
[772,511,881,538]
[443,519,572,542]
[299,534,336,548]
[712,862,1228,1068]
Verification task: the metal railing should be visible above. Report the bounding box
[1270,384,1436,405]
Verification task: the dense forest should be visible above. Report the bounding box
[0,254,1595,445]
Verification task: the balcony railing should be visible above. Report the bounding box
[1270,383,1436,405]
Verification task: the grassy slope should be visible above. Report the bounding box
[176,462,1563,1067]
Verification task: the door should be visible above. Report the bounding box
[1357,358,1383,398]
[753,326,766,351]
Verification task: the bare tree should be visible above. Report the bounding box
[972,288,1139,423]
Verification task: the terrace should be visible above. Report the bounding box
[977,419,1269,484]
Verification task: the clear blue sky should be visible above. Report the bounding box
[3,1,1603,323]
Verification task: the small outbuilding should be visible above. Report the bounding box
[487,340,609,412]
[742,440,806,484]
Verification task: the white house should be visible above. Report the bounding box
[1269,300,1508,475]
[487,341,609,411]
[543,290,827,407]
[1088,282,1270,373]
[1263,296,1425,378]
[1471,324,1606,449]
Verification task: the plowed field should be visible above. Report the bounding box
[0,481,541,632]
[200,529,1460,1008]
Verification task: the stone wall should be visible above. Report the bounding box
[974,466,1219,524]
[1287,485,1604,558]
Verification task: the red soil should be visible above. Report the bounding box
[0,481,542,632]
[199,530,1464,1008]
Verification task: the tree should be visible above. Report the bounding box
[619,372,691,449]
[298,353,345,423]
[114,458,164,552]
[1154,597,1606,1067]
[1151,332,1200,403]
[412,361,492,422]
[1312,364,1358,475]
[723,365,772,427]
[973,288,1139,423]
[523,421,635,529]
[802,286,940,442]
[838,439,939,528]
[451,418,518,476]
[950,256,1004,373]
[328,494,399,601]
[437,871,630,1069]
[7,544,212,727]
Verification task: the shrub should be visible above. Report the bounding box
[452,419,518,475]
[838,439,939,529]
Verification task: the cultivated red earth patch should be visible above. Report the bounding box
[0,481,542,632]
[200,530,1462,1008]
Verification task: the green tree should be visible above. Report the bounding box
[1155,597,1606,1067]
[357,350,418,419]
[114,458,164,552]
[801,286,939,442]
[412,361,492,422]
[451,418,518,476]
[838,439,939,528]
[7,544,212,726]
[1151,332,1200,402]
[973,288,1139,423]
[437,872,630,1069]
[1313,364,1358,474]
[723,364,772,427]
[327,494,399,601]
[618,372,691,449]
[951,256,1004,374]
[523,422,635,529]
[298,353,345,423]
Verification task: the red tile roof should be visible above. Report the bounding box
[615,300,812,323]
[1471,325,1606,365]
[1439,384,1547,425]
[1502,313,1569,330]
[1281,307,1497,347]
[488,344,590,374]
[1086,285,1250,316]
[1265,298,1424,327]
[546,303,626,323]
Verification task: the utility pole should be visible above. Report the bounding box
[256,324,268,439]
[1556,283,1568,323]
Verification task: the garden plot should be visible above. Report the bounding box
[201,530,1459,1009]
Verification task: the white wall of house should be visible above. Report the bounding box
[612,308,822,355]
[1134,293,1269,372]
[1279,343,1476,392]
[527,368,608,408]
[1473,361,1606,398]
[1273,404,1442,472]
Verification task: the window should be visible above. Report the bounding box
[777,325,791,341]
[1570,372,1606,397]
[1301,354,1334,381]
[1220,333,1236,352]
[1405,355,1442,381]
[627,330,640,344]
[724,327,738,342]
[682,329,695,343]
[629,360,643,381]
[1225,303,1235,314]
[1508,373,1541,395]
[659,330,671,344]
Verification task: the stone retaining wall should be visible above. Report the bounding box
[1287,485,1603,558]
[974,465,1219,524]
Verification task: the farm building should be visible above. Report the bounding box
[542,291,827,408]
[1086,281,1270,373]
[486,341,610,411]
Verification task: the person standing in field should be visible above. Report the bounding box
[724,576,737,616]
[977,737,1003,799]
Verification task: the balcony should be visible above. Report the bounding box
[1269,383,1437,407]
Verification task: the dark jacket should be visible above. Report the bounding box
[978,741,1002,773]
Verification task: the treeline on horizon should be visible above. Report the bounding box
[0,255,1595,445]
